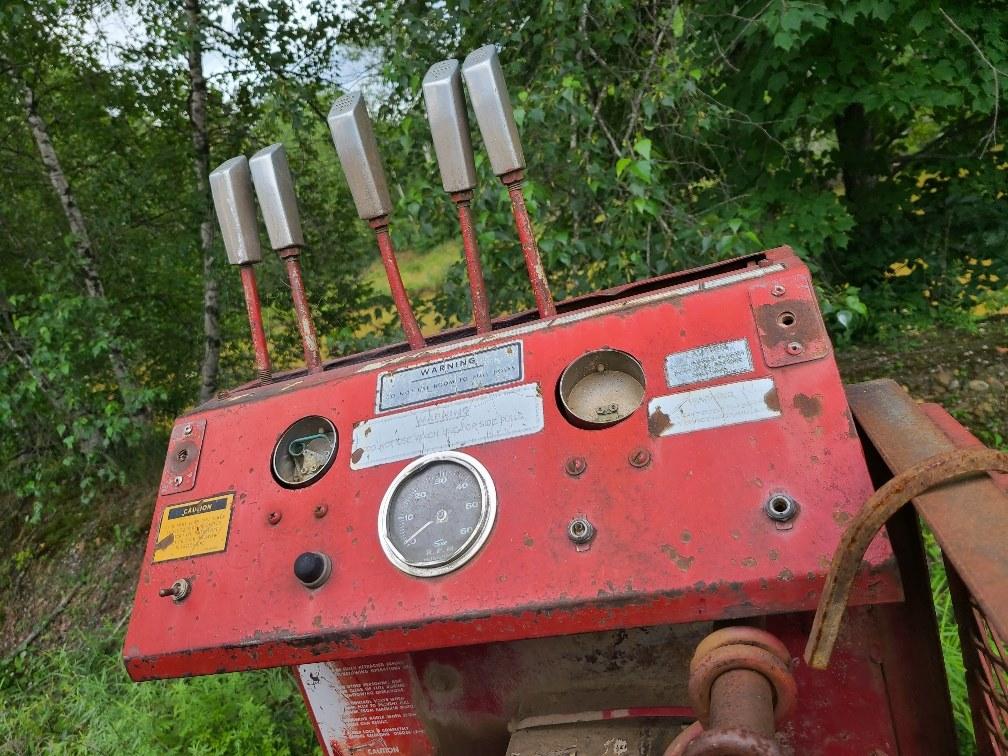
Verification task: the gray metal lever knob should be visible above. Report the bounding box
[327,92,393,220]
[249,143,304,249]
[461,45,525,177]
[209,156,262,265]
[423,59,477,194]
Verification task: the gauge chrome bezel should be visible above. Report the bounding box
[377,450,496,577]
[271,415,339,489]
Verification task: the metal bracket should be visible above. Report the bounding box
[748,275,830,367]
[159,419,206,495]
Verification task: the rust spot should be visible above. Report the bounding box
[680,530,692,543]
[351,448,364,464]
[793,392,823,419]
[648,407,672,436]
[769,549,779,561]
[741,556,758,568]
[661,544,694,572]
[778,568,794,581]
[155,533,174,551]
[763,387,781,412]
[832,510,851,525]
[523,535,534,547]
[754,299,821,347]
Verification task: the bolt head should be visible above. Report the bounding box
[567,517,596,544]
[314,504,328,519]
[172,476,183,487]
[629,449,651,468]
[267,511,282,525]
[786,341,804,355]
[771,284,786,297]
[183,424,193,436]
[565,457,587,476]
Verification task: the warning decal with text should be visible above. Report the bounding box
[153,493,233,563]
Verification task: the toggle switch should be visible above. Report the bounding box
[293,551,332,589]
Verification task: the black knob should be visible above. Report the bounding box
[294,551,332,588]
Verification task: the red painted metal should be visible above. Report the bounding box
[279,247,323,373]
[501,169,556,318]
[450,189,492,333]
[369,216,426,349]
[238,263,272,382]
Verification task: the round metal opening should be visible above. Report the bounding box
[777,311,797,328]
[271,415,338,488]
[765,493,798,522]
[558,349,646,428]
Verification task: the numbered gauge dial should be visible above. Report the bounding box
[378,451,496,577]
[271,416,338,488]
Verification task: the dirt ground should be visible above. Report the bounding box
[2,317,1005,658]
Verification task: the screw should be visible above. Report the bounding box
[183,423,193,436]
[771,284,786,297]
[565,457,587,477]
[158,578,191,603]
[786,341,804,355]
[313,504,328,519]
[267,511,282,525]
[629,449,651,468]
[172,476,183,487]
[765,494,799,522]
[567,517,595,544]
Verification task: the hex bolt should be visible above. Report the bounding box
[629,448,652,468]
[565,457,587,477]
[158,578,191,603]
[567,517,595,545]
[313,504,328,519]
[172,476,183,487]
[267,511,283,525]
[786,341,804,355]
[183,423,193,436]
[765,494,799,522]
[771,284,786,297]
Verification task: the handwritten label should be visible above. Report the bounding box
[376,342,523,412]
[665,339,754,387]
[352,383,543,469]
[649,378,781,436]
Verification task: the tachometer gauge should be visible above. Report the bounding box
[272,416,338,488]
[378,451,496,577]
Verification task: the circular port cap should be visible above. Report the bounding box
[294,551,332,589]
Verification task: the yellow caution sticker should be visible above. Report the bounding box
[153,493,234,563]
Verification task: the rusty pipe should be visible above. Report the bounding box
[502,170,556,318]
[370,217,426,350]
[278,247,322,372]
[238,264,272,383]
[451,191,492,333]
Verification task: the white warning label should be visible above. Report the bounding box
[664,339,754,387]
[649,377,781,436]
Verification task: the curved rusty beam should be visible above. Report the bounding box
[805,447,1008,669]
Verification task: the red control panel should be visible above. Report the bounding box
[123,247,900,681]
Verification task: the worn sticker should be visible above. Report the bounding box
[648,377,781,436]
[665,339,754,387]
[352,383,543,470]
[153,493,233,563]
[376,342,523,412]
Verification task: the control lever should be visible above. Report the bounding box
[462,45,556,318]
[422,59,492,334]
[209,156,273,384]
[327,92,426,350]
[249,144,323,373]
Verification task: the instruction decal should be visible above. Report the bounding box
[665,338,754,387]
[376,342,523,412]
[153,492,234,563]
[649,377,781,436]
[353,383,543,469]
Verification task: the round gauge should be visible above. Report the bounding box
[271,416,338,488]
[378,451,496,577]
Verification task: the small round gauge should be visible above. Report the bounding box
[271,416,338,488]
[378,451,496,577]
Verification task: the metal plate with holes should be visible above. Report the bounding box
[748,274,830,367]
[159,419,206,495]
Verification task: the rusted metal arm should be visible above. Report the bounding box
[806,379,1008,669]
[238,264,272,383]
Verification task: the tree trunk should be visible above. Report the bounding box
[834,102,881,218]
[185,0,221,403]
[20,80,138,407]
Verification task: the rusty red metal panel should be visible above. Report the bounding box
[123,248,900,680]
[846,379,1008,644]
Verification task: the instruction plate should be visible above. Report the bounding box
[153,493,234,563]
[649,377,781,436]
[376,342,523,412]
[665,338,754,387]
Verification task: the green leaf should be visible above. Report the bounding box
[633,138,652,160]
[615,157,632,177]
[672,7,685,38]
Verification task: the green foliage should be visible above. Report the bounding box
[0,630,316,754]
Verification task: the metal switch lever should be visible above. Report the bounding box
[423,59,492,333]
[462,45,555,318]
[209,156,272,383]
[249,144,323,373]
[327,93,425,349]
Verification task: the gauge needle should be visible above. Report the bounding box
[405,520,433,545]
